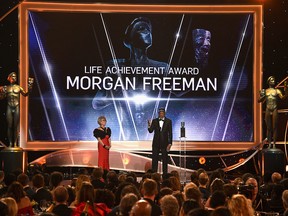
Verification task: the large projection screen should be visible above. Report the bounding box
[19,3,262,151]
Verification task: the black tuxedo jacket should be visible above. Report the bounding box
[32,187,53,204]
[148,117,172,148]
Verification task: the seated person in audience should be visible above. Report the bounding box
[119,193,138,216]
[17,173,35,201]
[210,207,231,216]
[180,199,201,216]
[91,167,106,189]
[190,171,199,187]
[223,184,238,200]
[185,188,202,207]
[72,181,96,215]
[70,174,90,207]
[198,172,210,202]
[126,172,138,187]
[160,195,179,216]
[282,190,288,216]
[0,199,8,215]
[94,189,114,214]
[168,176,181,192]
[172,191,184,215]
[0,171,4,189]
[245,177,268,211]
[170,170,180,181]
[49,172,64,193]
[227,194,254,216]
[156,187,173,205]
[183,182,198,200]
[187,208,209,216]
[32,174,53,204]
[208,191,226,211]
[151,172,162,190]
[272,172,282,184]
[0,173,16,197]
[106,171,119,193]
[142,178,162,216]
[52,186,72,216]
[6,181,34,215]
[109,184,141,216]
[1,197,18,216]
[205,178,224,208]
[130,199,152,216]
[268,183,285,213]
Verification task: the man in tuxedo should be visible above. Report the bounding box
[148,108,172,175]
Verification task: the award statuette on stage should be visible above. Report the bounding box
[0,72,34,149]
[258,76,288,149]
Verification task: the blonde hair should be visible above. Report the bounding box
[97,116,107,125]
[282,190,288,209]
[160,195,179,216]
[228,194,254,216]
[1,197,18,216]
[74,175,91,205]
[183,182,198,200]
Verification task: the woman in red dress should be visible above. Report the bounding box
[93,116,111,170]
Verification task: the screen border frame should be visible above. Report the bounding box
[19,2,263,151]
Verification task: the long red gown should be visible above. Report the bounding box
[93,127,111,170]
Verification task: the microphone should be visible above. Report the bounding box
[180,122,185,137]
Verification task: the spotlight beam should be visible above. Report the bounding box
[222,22,253,141]
[100,13,139,140]
[211,15,250,141]
[30,12,70,140]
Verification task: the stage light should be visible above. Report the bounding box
[82,154,91,165]
[132,94,150,105]
[123,157,130,165]
[199,157,206,164]
[239,158,245,163]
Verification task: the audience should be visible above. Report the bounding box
[72,181,96,216]
[32,174,53,204]
[180,199,201,216]
[272,172,282,184]
[91,167,106,189]
[227,194,254,216]
[282,190,288,216]
[50,172,64,192]
[210,207,231,216]
[160,195,179,216]
[0,199,8,215]
[94,189,114,215]
[1,166,288,216]
[1,197,18,216]
[198,172,210,201]
[119,193,138,216]
[142,178,162,216]
[17,173,35,201]
[6,181,34,215]
[187,208,209,216]
[70,174,90,207]
[0,173,16,197]
[0,171,5,189]
[130,199,151,216]
[52,186,72,216]
[209,190,226,210]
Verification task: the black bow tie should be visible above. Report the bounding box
[159,119,164,121]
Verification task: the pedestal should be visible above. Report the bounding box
[0,147,25,174]
[179,137,187,182]
[261,148,285,176]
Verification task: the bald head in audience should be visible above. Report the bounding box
[130,199,151,216]
[272,172,282,184]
